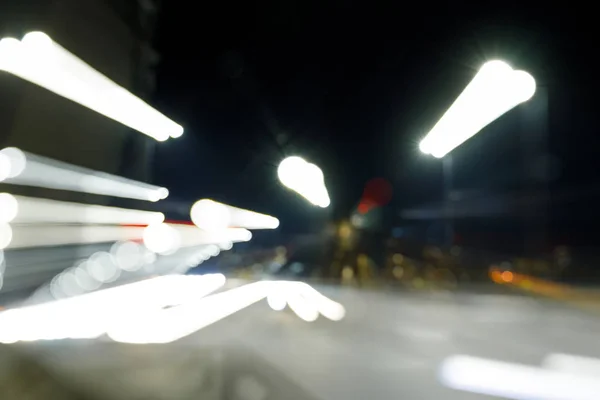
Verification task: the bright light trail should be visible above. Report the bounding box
[543,353,600,379]
[107,281,272,344]
[292,282,346,321]
[3,224,146,249]
[142,222,252,255]
[286,292,320,322]
[0,32,183,141]
[440,355,600,400]
[0,274,226,343]
[0,193,164,225]
[0,147,169,202]
[0,279,346,344]
[278,156,330,207]
[190,199,279,231]
[419,60,536,158]
[2,221,249,251]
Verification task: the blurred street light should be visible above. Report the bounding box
[0,32,183,141]
[190,199,279,231]
[418,60,535,245]
[277,156,330,207]
[0,147,169,202]
[419,60,536,158]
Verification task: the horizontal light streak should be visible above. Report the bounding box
[190,199,279,231]
[0,278,346,344]
[0,193,165,225]
[0,147,168,202]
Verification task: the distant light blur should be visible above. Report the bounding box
[277,156,330,207]
[357,178,393,214]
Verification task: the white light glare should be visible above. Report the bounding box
[277,156,330,208]
[190,199,280,231]
[169,224,253,248]
[0,32,183,141]
[419,60,536,158]
[0,147,169,202]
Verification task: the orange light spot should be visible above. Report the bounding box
[490,270,503,283]
[501,271,514,283]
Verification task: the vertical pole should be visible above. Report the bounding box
[521,86,549,257]
[443,154,454,247]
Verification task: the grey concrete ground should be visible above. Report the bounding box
[2,285,600,399]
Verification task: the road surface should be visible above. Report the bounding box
[3,284,600,399]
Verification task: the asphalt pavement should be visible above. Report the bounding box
[4,284,600,399]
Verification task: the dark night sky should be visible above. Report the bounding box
[151,1,600,239]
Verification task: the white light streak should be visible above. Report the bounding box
[543,353,600,379]
[0,278,345,344]
[0,274,226,343]
[0,193,164,225]
[420,60,536,158]
[278,156,330,208]
[173,224,253,247]
[0,223,12,250]
[143,223,182,255]
[286,293,319,322]
[190,199,280,231]
[3,223,251,251]
[0,148,169,202]
[0,33,183,141]
[293,282,346,321]
[0,152,10,181]
[107,281,271,344]
[3,224,146,249]
[266,291,287,311]
[439,355,600,400]
[0,193,19,223]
